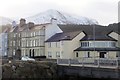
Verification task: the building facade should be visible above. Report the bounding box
[7,18,59,58]
[0,33,8,57]
[7,32,21,58]
[45,31,85,59]
[21,27,45,57]
[6,18,120,60]
[74,37,120,59]
[45,24,120,60]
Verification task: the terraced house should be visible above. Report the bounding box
[7,18,60,58]
[21,25,45,57]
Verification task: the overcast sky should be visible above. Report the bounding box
[0,0,119,25]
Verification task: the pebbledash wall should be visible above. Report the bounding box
[45,32,85,59]
[109,32,120,47]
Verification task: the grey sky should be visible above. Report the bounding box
[0,0,119,25]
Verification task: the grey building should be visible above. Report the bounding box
[0,33,8,57]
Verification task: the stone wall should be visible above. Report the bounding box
[2,61,57,79]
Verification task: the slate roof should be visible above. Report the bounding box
[45,31,82,42]
[74,47,120,51]
[58,24,119,41]
[58,24,119,35]
[108,23,120,35]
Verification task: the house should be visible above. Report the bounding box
[7,21,21,58]
[45,24,120,59]
[20,25,45,57]
[20,18,62,58]
[45,31,85,59]
[7,19,44,58]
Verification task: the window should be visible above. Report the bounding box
[21,39,25,47]
[40,37,44,46]
[4,51,7,56]
[100,52,106,58]
[13,34,16,37]
[76,52,78,57]
[13,50,15,55]
[48,52,52,58]
[33,32,36,36]
[26,40,29,47]
[38,30,41,35]
[41,48,44,56]
[37,31,39,36]
[39,39,41,46]
[21,41,23,47]
[35,39,38,46]
[88,52,90,58]
[18,33,21,37]
[33,40,36,46]
[48,42,51,48]
[61,51,63,58]
[116,53,119,57]
[10,41,12,46]
[84,52,89,58]
[31,32,33,37]
[18,41,21,46]
[81,42,89,47]
[56,52,60,58]
[13,41,16,46]
[30,40,32,47]
[81,41,116,48]
[23,49,26,56]
[40,30,44,35]
[61,41,64,45]
[56,42,60,48]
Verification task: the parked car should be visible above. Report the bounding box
[21,56,35,61]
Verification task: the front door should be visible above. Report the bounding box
[32,49,35,58]
[29,49,32,57]
[100,52,106,58]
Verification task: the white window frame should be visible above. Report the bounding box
[48,52,52,58]
[56,52,60,58]
[13,50,15,55]
[48,42,51,48]
[33,40,36,46]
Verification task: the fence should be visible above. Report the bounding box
[57,58,120,68]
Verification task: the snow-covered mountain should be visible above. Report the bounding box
[0,17,13,25]
[0,9,99,25]
[26,9,98,25]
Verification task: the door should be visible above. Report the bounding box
[32,49,35,58]
[100,52,106,58]
[29,49,32,57]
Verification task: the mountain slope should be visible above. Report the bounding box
[0,17,13,25]
[26,9,98,25]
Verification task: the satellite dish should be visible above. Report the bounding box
[12,21,16,28]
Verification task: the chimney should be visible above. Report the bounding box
[12,21,17,28]
[50,18,57,24]
[20,18,26,27]
[28,22,34,29]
